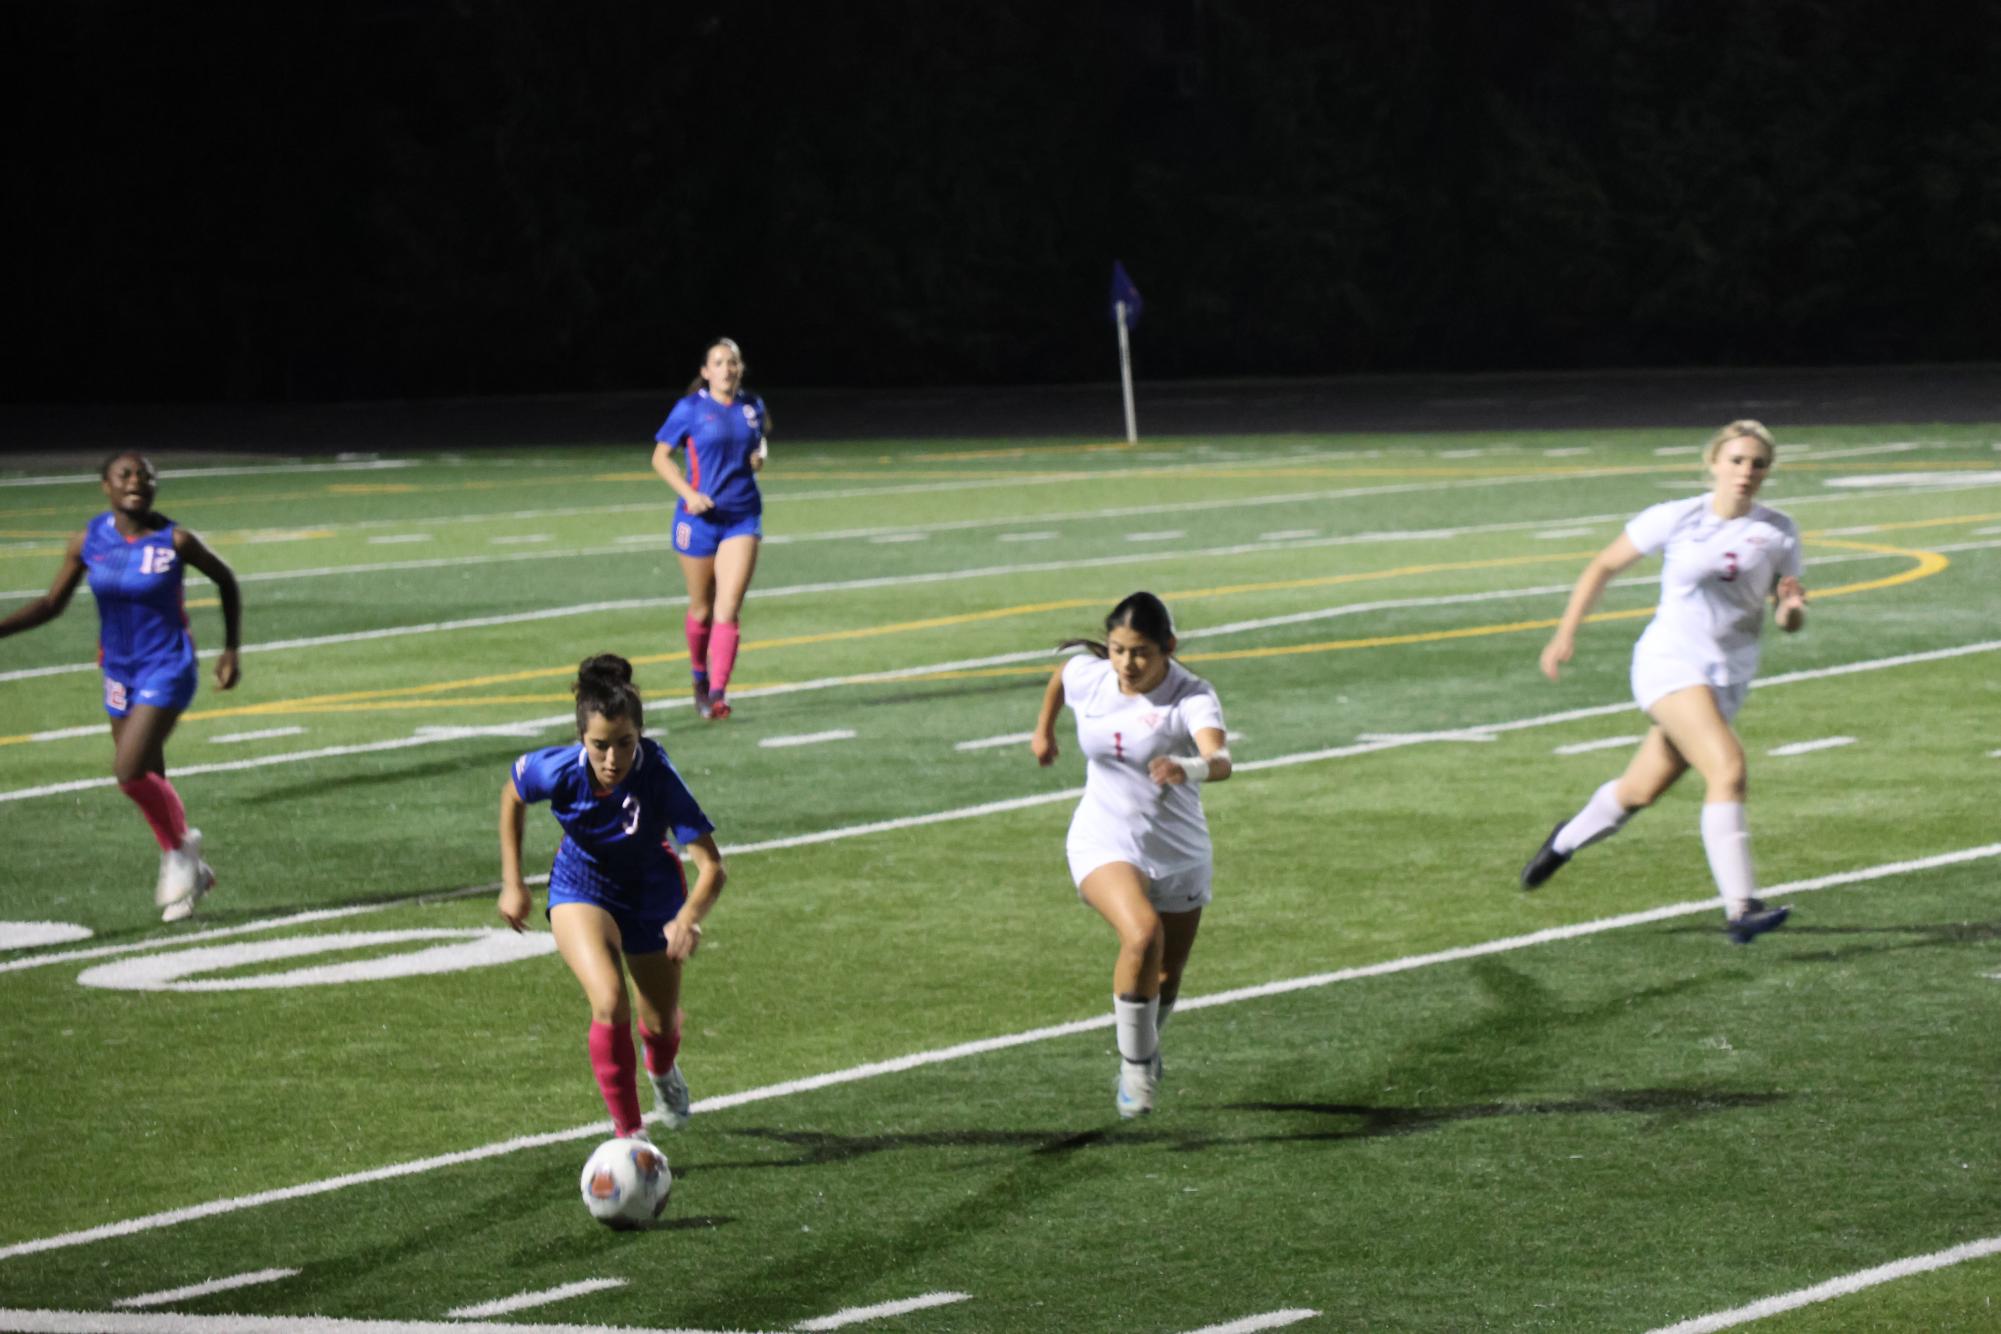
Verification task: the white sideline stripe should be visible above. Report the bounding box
[0,517,1964,689]
[1123,529,1186,542]
[867,532,928,544]
[954,731,1034,751]
[1257,529,1319,541]
[444,1279,627,1320]
[0,460,418,488]
[758,729,857,749]
[793,1291,971,1330]
[1768,736,1856,756]
[1644,1233,2001,1333]
[1542,447,1592,457]
[996,530,1056,542]
[487,534,550,545]
[1533,528,1595,540]
[1180,1311,1320,1334]
[1553,735,1642,755]
[1356,730,1496,744]
[365,534,431,545]
[0,1310,732,1334]
[2,842,1993,1264]
[113,1269,299,1308]
[210,727,305,745]
[4,638,1999,808]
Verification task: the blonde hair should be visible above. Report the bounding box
[1702,419,1777,467]
[686,337,746,396]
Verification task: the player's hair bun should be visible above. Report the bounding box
[573,654,644,734]
[575,653,634,689]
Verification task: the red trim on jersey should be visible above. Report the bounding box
[661,839,691,896]
[683,435,701,490]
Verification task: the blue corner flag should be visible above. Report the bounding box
[1111,261,1143,327]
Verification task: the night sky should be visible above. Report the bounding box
[10,1,2000,404]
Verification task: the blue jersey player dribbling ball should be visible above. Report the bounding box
[0,450,243,920]
[649,337,770,721]
[498,654,727,1142]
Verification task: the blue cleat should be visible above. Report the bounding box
[1724,900,1791,944]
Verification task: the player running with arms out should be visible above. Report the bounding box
[0,450,241,920]
[498,655,726,1139]
[1522,421,1809,943]
[1030,592,1232,1118]
[651,337,769,721]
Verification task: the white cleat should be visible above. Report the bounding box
[1116,1058,1156,1119]
[650,1063,692,1130]
[161,856,214,923]
[156,829,203,906]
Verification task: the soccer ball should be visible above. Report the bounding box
[579,1136,672,1228]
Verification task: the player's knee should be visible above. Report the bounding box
[1704,754,1748,800]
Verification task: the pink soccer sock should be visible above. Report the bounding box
[118,773,188,853]
[639,1012,683,1076]
[684,614,713,686]
[587,1020,645,1137]
[707,622,741,696]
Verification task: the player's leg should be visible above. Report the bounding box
[704,535,760,718]
[551,902,647,1136]
[1521,727,1688,889]
[1647,685,1783,941]
[1152,905,1203,1083]
[1079,862,1163,1116]
[626,950,691,1130]
[110,701,204,911]
[677,552,719,718]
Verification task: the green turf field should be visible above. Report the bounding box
[1,425,1997,1332]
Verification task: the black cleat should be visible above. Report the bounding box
[1724,900,1791,944]
[1520,822,1572,890]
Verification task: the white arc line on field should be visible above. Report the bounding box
[1644,1232,2001,1333]
[793,1291,972,1330]
[1767,737,1857,756]
[1,842,1993,1263]
[113,1269,299,1308]
[444,1279,628,1320]
[1179,1311,1321,1334]
[758,730,858,749]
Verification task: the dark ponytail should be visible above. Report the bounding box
[1058,590,1177,658]
[574,654,644,734]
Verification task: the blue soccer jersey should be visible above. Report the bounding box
[81,512,196,676]
[511,736,715,913]
[655,389,767,517]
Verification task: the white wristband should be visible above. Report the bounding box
[1172,755,1211,783]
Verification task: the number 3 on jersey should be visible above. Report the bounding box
[621,795,641,836]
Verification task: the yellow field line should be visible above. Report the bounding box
[0,533,1959,740]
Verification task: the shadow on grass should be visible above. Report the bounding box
[1208,1086,1790,1146]
[241,743,526,804]
[1659,918,2001,960]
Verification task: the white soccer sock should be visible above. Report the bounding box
[1554,780,1634,855]
[1113,994,1160,1064]
[1700,801,1757,914]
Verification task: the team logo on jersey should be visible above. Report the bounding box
[742,405,759,426]
[1142,711,1164,731]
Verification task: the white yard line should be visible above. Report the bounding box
[758,730,858,749]
[1644,1233,2001,1333]
[444,1279,627,1320]
[2,841,1994,1264]
[0,1310,733,1334]
[1768,737,1857,757]
[1123,529,1186,542]
[4,639,1998,807]
[114,1270,299,1309]
[995,531,1056,542]
[210,727,305,745]
[1179,1311,1321,1334]
[1553,735,1643,755]
[0,461,419,489]
[954,732,1034,751]
[792,1292,971,1330]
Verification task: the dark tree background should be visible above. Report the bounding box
[8,0,1999,403]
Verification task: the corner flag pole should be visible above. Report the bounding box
[1115,300,1138,444]
[1110,261,1144,444]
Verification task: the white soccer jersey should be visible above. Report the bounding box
[1626,496,1803,686]
[1063,653,1225,875]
